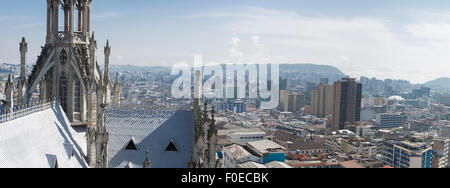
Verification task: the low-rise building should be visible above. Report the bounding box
[432,139,449,168]
[246,140,287,164]
[375,113,407,129]
[226,131,267,146]
[222,144,258,168]
[379,140,432,168]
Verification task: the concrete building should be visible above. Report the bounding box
[310,84,334,118]
[226,131,267,146]
[440,95,450,107]
[431,139,449,168]
[375,113,407,129]
[238,161,268,168]
[441,125,450,139]
[280,90,306,113]
[379,140,432,168]
[246,140,287,164]
[222,144,256,168]
[332,78,362,131]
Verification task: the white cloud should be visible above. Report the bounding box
[189,7,450,83]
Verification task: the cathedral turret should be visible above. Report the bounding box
[113,72,121,108]
[5,74,14,116]
[17,38,28,109]
[46,0,92,44]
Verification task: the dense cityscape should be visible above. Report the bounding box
[1,59,449,168]
[1,0,450,174]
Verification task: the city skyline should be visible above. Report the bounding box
[3,0,450,84]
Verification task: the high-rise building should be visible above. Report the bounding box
[288,92,306,113]
[305,82,317,105]
[280,90,290,112]
[332,78,362,131]
[280,90,305,113]
[310,84,334,118]
[280,77,288,91]
[320,78,329,85]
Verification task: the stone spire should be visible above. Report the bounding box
[113,72,121,108]
[143,147,151,168]
[17,37,28,109]
[5,74,14,116]
[104,40,111,77]
[207,105,218,168]
[87,32,98,167]
[103,40,111,104]
[89,32,97,77]
[19,37,27,81]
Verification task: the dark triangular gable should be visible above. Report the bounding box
[165,139,178,152]
[125,138,138,151]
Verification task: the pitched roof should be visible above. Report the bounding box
[106,109,194,168]
[273,130,326,151]
[238,161,268,168]
[247,140,286,155]
[223,144,252,160]
[340,160,365,169]
[0,106,88,168]
[265,161,292,168]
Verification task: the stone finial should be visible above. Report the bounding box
[104,40,111,57]
[90,32,97,48]
[6,74,13,88]
[20,37,27,53]
[143,147,151,168]
[115,72,120,84]
[104,40,111,79]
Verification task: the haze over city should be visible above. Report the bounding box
[3,0,450,173]
[2,0,450,83]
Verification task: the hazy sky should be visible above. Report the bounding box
[2,0,450,83]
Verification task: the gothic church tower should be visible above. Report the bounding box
[12,0,113,168]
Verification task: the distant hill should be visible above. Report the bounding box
[109,65,171,73]
[110,63,345,75]
[279,64,346,84]
[424,77,450,89]
[109,63,346,84]
[280,64,345,76]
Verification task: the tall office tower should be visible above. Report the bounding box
[305,82,317,105]
[280,90,290,112]
[332,78,362,131]
[320,78,329,85]
[310,84,335,118]
[280,90,305,113]
[288,92,306,113]
[280,77,288,91]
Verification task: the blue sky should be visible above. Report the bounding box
[2,0,450,83]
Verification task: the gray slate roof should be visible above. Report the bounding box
[106,109,194,168]
[0,106,88,168]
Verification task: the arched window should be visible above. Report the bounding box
[59,49,67,65]
[59,72,68,113]
[73,79,81,120]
